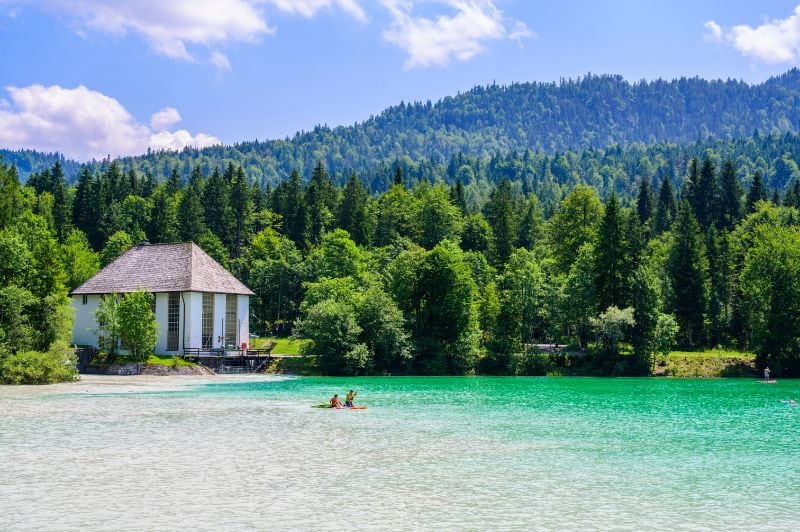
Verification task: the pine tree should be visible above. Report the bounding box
[483,179,517,265]
[305,161,337,245]
[203,167,232,247]
[281,169,308,246]
[148,186,179,243]
[0,163,21,230]
[230,166,252,258]
[746,171,767,213]
[693,157,718,231]
[653,176,677,234]
[52,172,71,242]
[516,194,544,250]
[631,265,660,374]
[338,172,369,245]
[682,157,699,206]
[166,166,182,196]
[636,178,655,224]
[594,192,628,310]
[450,178,467,214]
[72,167,95,238]
[394,165,404,186]
[178,178,206,242]
[668,201,709,346]
[717,159,742,229]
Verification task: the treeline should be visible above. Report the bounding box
[4,153,800,378]
[15,130,800,222]
[89,69,800,185]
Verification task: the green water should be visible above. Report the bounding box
[1,376,799,530]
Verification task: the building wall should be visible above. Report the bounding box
[71,291,250,354]
[153,292,170,353]
[238,295,250,349]
[71,294,101,346]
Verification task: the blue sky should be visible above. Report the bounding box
[0,0,799,160]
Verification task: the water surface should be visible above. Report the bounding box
[1,376,798,530]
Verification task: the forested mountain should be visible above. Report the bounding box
[6,69,800,190]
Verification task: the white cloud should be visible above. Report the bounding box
[2,0,367,69]
[0,84,220,161]
[149,107,182,130]
[148,130,221,152]
[209,50,233,73]
[267,0,366,22]
[381,0,532,69]
[703,20,722,42]
[705,6,800,63]
[32,0,273,62]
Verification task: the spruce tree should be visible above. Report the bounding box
[450,178,467,214]
[636,178,655,224]
[393,165,404,186]
[653,176,677,234]
[338,172,369,245]
[594,192,627,310]
[717,159,742,229]
[178,178,206,242]
[306,161,337,245]
[203,167,232,247]
[693,157,718,231]
[148,186,179,243]
[746,171,767,213]
[483,179,517,265]
[668,201,709,346]
[230,166,252,258]
[516,194,544,250]
[166,166,182,196]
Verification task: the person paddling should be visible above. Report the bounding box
[345,390,357,407]
[764,366,771,382]
[330,394,343,408]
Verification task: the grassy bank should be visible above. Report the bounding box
[252,337,311,355]
[655,349,756,378]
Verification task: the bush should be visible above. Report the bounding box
[0,346,77,384]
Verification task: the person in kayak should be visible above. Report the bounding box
[345,390,357,407]
[330,394,343,408]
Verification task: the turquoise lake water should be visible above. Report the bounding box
[1,376,799,530]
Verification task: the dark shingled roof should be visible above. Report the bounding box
[71,242,255,296]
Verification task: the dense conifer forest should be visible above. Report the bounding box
[4,70,800,382]
[2,148,800,380]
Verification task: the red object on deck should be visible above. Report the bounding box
[241,342,248,350]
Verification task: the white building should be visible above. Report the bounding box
[70,242,255,354]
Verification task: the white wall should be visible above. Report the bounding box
[71,291,250,353]
[238,295,250,349]
[154,292,169,353]
[71,294,101,346]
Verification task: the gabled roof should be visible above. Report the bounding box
[71,242,255,296]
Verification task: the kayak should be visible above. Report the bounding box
[311,404,368,410]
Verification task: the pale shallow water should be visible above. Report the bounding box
[1,375,799,531]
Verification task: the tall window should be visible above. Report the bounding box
[202,293,214,349]
[167,292,180,351]
[225,294,237,349]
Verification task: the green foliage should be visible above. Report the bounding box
[117,290,158,363]
[668,202,709,346]
[549,185,604,274]
[100,230,133,267]
[61,229,100,291]
[740,225,800,376]
[296,299,367,376]
[0,347,77,385]
[94,293,121,356]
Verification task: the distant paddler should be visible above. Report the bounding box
[764,366,771,382]
[345,390,357,407]
[330,394,344,409]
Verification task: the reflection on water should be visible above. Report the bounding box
[1,375,799,530]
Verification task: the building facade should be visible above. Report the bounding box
[70,242,255,354]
